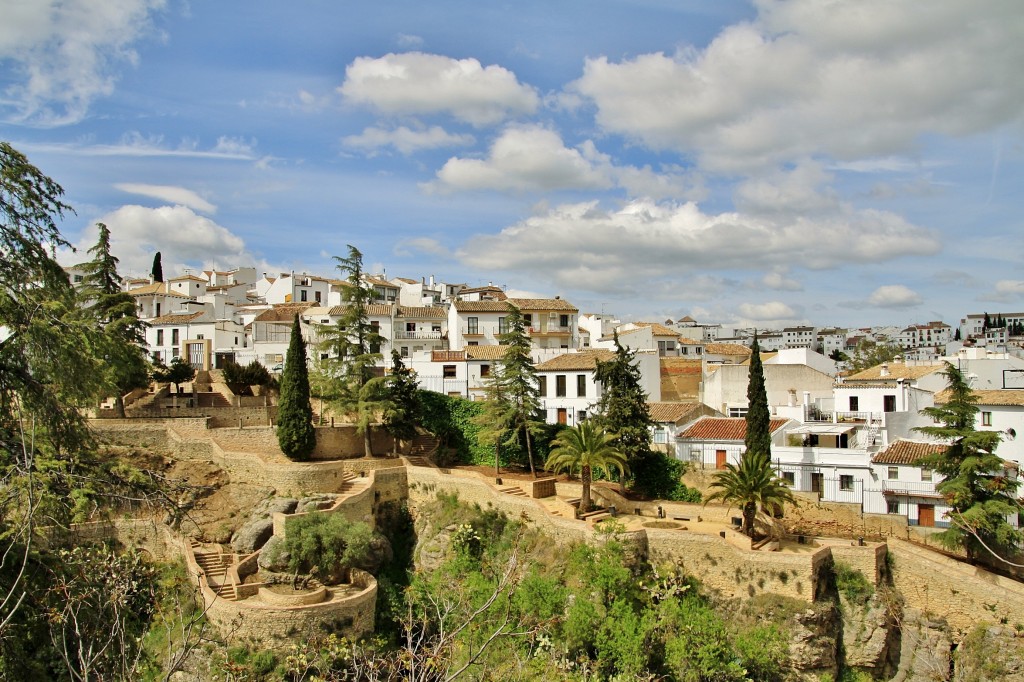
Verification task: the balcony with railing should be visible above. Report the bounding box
[881,479,943,498]
[527,325,572,336]
[395,330,443,340]
[462,326,485,337]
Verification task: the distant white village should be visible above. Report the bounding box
[69,262,1024,535]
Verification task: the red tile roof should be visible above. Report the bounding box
[678,416,789,441]
[871,439,949,465]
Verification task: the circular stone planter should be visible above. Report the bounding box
[642,520,685,530]
[257,584,328,606]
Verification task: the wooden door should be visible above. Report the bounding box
[557,408,568,425]
[716,450,727,469]
[811,473,824,494]
[918,504,935,527]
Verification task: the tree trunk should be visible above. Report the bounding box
[743,501,757,538]
[525,425,537,478]
[364,425,373,458]
[495,440,501,481]
[581,465,593,514]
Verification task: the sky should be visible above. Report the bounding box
[1,0,1022,330]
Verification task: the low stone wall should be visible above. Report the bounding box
[647,528,829,602]
[888,538,1024,636]
[273,479,375,537]
[826,540,887,586]
[529,478,557,498]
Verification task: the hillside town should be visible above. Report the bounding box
[79,259,1024,538]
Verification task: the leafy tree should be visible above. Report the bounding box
[321,245,390,457]
[277,314,316,461]
[915,362,1023,563]
[152,356,196,393]
[80,222,150,417]
[221,359,275,387]
[545,421,628,513]
[955,327,962,341]
[829,347,849,363]
[383,350,420,455]
[593,329,655,489]
[745,331,771,459]
[704,450,796,538]
[474,376,514,480]
[285,513,378,584]
[849,339,903,372]
[150,250,163,282]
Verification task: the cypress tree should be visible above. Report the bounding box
[383,350,420,455]
[151,251,163,282]
[744,332,772,459]
[277,314,316,460]
[496,304,543,476]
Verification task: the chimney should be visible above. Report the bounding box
[880,363,890,377]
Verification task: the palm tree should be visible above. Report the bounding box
[544,421,628,514]
[704,450,796,538]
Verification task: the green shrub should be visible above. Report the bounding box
[834,561,874,605]
[285,512,378,583]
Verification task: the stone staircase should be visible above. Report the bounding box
[497,484,528,498]
[191,541,239,601]
[410,433,440,457]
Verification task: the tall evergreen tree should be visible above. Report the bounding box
[983,312,991,330]
[277,314,316,460]
[150,251,163,282]
[495,304,543,476]
[594,332,654,463]
[383,350,420,455]
[321,245,390,457]
[474,375,514,481]
[744,332,771,459]
[80,223,150,418]
[916,363,1022,564]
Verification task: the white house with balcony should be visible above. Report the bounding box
[394,306,448,357]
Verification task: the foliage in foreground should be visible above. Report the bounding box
[277,493,793,681]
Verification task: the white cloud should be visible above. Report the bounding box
[339,52,539,127]
[758,269,803,292]
[342,125,474,155]
[737,301,799,321]
[114,183,216,213]
[456,198,940,291]
[396,34,423,49]
[21,133,257,160]
[570,0,1024,171]
[430,126,612,193]
[0,0,166,126]
[867,285,923,309]
[393,237,451,259]
[72,205,253,276]
[995,280,1024,295]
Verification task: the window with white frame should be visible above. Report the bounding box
[887,466,898,480]
[982,411,992,426]
[840,475,854,491]
[887,500,900,515]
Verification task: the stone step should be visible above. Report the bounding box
[498,486,527,497]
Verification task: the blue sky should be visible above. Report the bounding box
[2,0,1022,329]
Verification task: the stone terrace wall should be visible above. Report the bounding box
[90,420,403,497]
[888,538,1024,636]
[827,540,887,586]
[647,529,829,602]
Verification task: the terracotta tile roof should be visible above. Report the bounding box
[507,297,578,312]
[535,350,615,371]
[648,402,705,424]
[465,345,511,360]
[168,274,207,282]
[935,389,1024,407]
[630,322,679,337]
[678,416,789,441]
[845,362,943,381]
[326,304,394,317]
[454,300,514,312]
[395,277,419,284]
[148,311,207,325]
[703,343,752,356]
[365,276,396,288]
[678,337,703,345]
[128,282,167,295]
[252,303,314,323]
[396,306,447,319]
[872,439,949,465]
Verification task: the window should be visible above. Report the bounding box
[887,500,900,515]
[728,407,748,418]
[443,365,456,378]
[887,466,898,480]
[156,329,164,345]
[171,329,179,345]
[782,472,795,486]
[234,336,238,345]
[840,475,854,491]
[300,289,308,302]
[73,274,83,283]
[681,347,688,355]
[559,314,569,327]
[156,302,161,317]
[498,317,508,334]
[523,313,533,327]
[577,375,586,397]
[172,347,179,358]
[407,322,417,332]
[431,324,441,333]
[982,411,992,426]
[196,334,204,340]
[538,376,547,396]
[401,346,409,358]
[849,396,859,412]
[467,317,479,334]
[315,291,321,303]
[556,375,566,397]
[921,468,933,482]
[481,364,490,377]
[883,395,896,412]
[579,410,587,422]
